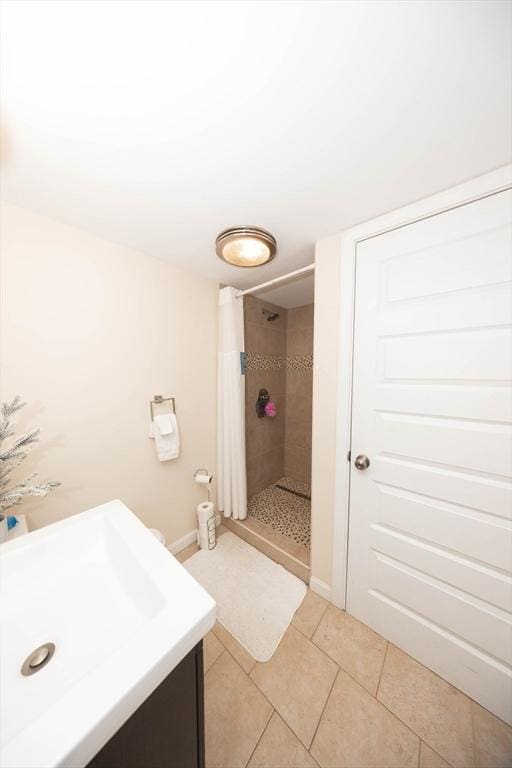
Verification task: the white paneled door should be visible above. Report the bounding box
[347,189,512,724]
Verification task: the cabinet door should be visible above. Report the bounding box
[88,643,204,768]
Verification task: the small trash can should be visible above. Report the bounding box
[149,527,166,546]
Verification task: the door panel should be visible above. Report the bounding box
[375,412,511,477]
[371,524,511,612]
[369,551,511,664]
[347,189,512,724]
[376,485,512,575]
[384,225,511,301]
[372,456,511,519]
[380,326,511,381]
[374,384,512,422]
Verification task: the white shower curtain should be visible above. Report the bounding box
[217,286,247,520]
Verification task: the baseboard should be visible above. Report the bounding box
[309,576,332,602]
[168,529,197,555]
[168,514,222,555]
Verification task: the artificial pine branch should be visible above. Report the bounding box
[1,395,25,419]
[0,429,40,462]
[0,397,60,512]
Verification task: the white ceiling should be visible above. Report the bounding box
[1,1,511,293]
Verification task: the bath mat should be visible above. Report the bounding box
[184,532,306,662]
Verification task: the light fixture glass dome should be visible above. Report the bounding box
[215,226,277,267]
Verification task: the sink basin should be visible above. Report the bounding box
[0,500,215,768]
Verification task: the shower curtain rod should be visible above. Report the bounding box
[235,263,315,298]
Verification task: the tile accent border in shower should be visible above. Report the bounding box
[286,354,313,371]
[245,353,284,371]
[245,352,313,372]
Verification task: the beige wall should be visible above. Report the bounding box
[311,234,342,587]
[284,304,313,485]
[244,295,287,496]
[0,204,218,543]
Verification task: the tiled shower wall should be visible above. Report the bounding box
[244,296,287,498]
[244,295,314,498]
[284,304,314,484]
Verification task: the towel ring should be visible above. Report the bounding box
[150,395,176,421]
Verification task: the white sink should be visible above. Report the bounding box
[0,500,215,768]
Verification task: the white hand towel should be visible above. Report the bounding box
[149,413,180,461]
[154,414,174,435]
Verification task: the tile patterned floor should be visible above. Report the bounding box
[248,477,311,549]
[178,545,512,768]
[177,545,512,768]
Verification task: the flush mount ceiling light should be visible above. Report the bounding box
[215,226,277,268]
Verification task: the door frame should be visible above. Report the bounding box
[330,164,512,609]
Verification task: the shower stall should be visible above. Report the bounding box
[218,266,314,582]
[236,294,313,580]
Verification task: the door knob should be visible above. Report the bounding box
[354,454,370,470]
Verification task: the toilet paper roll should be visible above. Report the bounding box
[197,501,214,523]
[197,501,215,550]
[195,473,212,485]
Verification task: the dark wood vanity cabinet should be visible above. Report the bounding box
[87,642,205,768]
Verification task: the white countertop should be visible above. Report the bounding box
[0,500,216,768]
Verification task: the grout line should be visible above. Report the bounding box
[303,631,440,760]
[304,618,386,700]
[205,635,276,720]
[211,624,257,676]
[250,625,343,753]
[303,611,442,759]
[309,641,382,699]
[292,600,329,643]
[374,645,479,767]
[217,629,258,679]
[204,647,227,679]
[199,541,481,766]
[242,708,275,768]
[208,636,454,768]
[287,624,345,674]
[245,632,339,752]
[216,606,478,768]
[247,667,280,714]
[375,684,456,765]
[308,665,340,754]
[210,623,223,645]
[310,600,330,639]
[208,620,459,768]
[375,641,389,699]
[423,742,456,768]
[208,612,477,768]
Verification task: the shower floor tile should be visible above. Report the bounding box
[248,477,311,549]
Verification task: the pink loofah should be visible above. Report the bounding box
[265,401,277,417]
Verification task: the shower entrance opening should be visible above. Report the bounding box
[223,268,314,583]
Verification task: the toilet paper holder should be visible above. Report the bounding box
[194,468,213,501]
[194,468,212,484]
